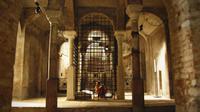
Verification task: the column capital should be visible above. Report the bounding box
[126,4,143,31]
[46,10,62,24]
[63,31,77,40]
[114,31,126,41]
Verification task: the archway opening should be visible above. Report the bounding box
[138,12,170,99]
[12,15,50,107]
[75,13,117,100]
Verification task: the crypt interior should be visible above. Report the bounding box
[0,0,200,112]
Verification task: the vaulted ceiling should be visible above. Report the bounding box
[23,0,164,8]
[139,12,163,36]
[22,0,166,36]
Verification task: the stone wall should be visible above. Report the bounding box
[163,0,200,112]
[189,0,200,111]
[0,0,22,111]
[25,24,48,97]
[13,23,49,98]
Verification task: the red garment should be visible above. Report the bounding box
[98,86,107,98]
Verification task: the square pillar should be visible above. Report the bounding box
[126,4,144,112]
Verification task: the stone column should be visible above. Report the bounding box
[126,4,144,112]
[46,11,61,112]
[63,31,77,100]
[114,31,125,100]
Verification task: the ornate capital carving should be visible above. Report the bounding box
[126,19,139,31]
[126,4,143,31]
[63,31,77,39]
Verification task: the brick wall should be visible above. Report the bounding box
[0,0,22,112]
[188,0,200,112]
[163,0,200,112]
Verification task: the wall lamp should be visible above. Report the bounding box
[34,1,41,14]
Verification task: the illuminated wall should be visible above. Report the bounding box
[147,25,170,98]
[59,42,70,91]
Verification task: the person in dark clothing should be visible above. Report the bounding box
[98,84,107,98]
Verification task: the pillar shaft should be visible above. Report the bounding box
[46,12,60,112]
[115,31,125,100]
[132,35,144,112]
[69,38,74,66]
[63,31,76,100]
[126,4,144,112]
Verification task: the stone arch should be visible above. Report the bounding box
[140,8,175,98]
[78,12,116,51]
[79,12,115,31]
[138,11,171,98]
[13,11,50,99]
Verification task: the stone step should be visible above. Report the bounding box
[12,105,175,112]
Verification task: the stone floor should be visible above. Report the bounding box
[12,95,175,108]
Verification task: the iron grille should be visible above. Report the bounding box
[75,13,117,100]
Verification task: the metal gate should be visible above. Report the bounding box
[75,13,117,100]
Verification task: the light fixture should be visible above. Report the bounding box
[34,0,41,14]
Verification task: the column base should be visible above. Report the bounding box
[132,78,144,112]
[0,105,11,112]
[67,65,76,100]
[46,78,58,112]
[116,65,125,100]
